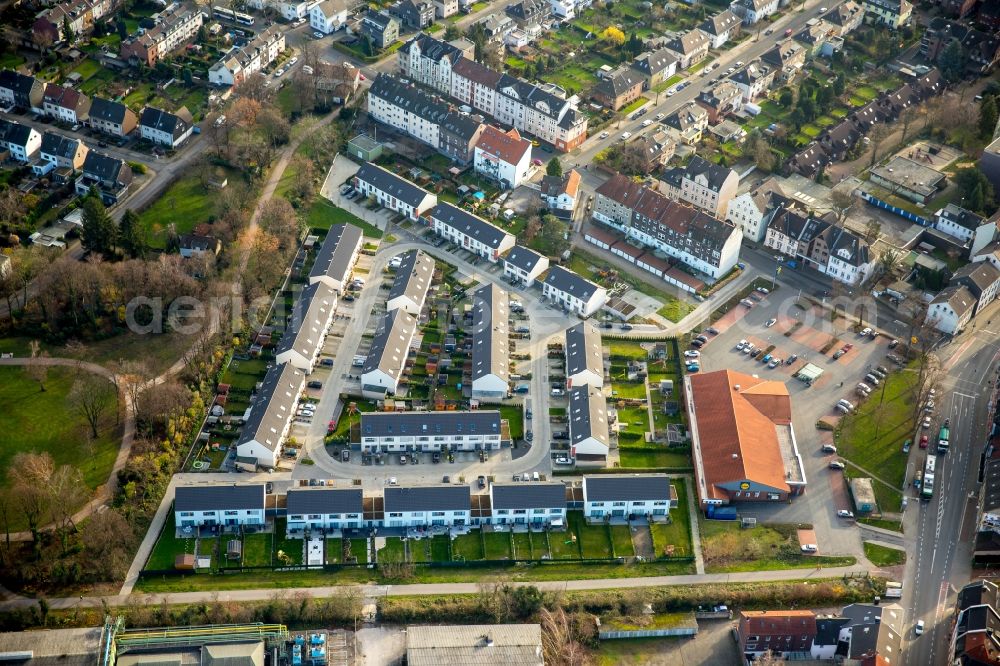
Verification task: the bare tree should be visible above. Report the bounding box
[23,340,49,392]
[863,218,882,244]
[69,373,116,438]
[115,359,151,418]
[755,651,787,665]
[540,607,594,666]
[82,508,135,581]
[827,190,856,227]
[878,248,901,277]
[868,123,892,168]
[48,465,87,555]
[9,452,55,549]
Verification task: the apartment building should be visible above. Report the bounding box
[541,265,608,317]
[119,6,203,67]
[764,206,874,285]
[473,124,532,189]
[174,484,265,529]
[361,10,400,50]
[929,283,976,335]
[660,155,740,219]
[490,483,566,526]
[471,283,510,400]
[594,173,743,280]
[862,0,912,28]
[358,411,504,452]
[275,282,337,371]
[664,29,711,69]
[699,9,742,48]
[629,49,678,90]
[725,178,786,242]
[540,169,581,219]
[737,611,819,661]
[399,33,467,93]
[502,245,548,287]
[353,161,438,221]
[286,487,364,533]
[727,61,774,102]
[33,0,124,44]
[309,223,364,293]
[593,67,645,111]
[208,26,286,87]
[493,74,588,152]
[581,475,674,520]
[236,362,305,468]
[430,202,515,262]
[383,485,471,527]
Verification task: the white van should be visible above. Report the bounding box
[837,399,855,411]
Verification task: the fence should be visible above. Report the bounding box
[860,191,930,226]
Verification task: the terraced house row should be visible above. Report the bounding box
[172,474,678,533]
[397,33,588,151]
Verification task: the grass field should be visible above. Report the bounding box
[650,480,692,558]
[272,519,302,565]
[308,199,384,238]
[452,533,484,561]
[483,532,511,560]
[619,447,692,469]
[0,367,119,528]
[610,525,635,557]
[146,514,194,570]
[242,533,272,567]
[700,520,855,573]
[858,517,903,533]
[378,537,406,563]
[838,368,915,493]
[864,541,906,567]
[511,532,532,559]
[138,171,235,249]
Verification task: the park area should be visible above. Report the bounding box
[0,366,119,530]
[138,167,242,249]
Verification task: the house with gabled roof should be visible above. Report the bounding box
[582,474,675,521]
[788,142,829,177]
[760,39,805,80]
[826,0,864,36]
[471,283,510,400]
[568,386,610,465]
[503,245,548,287]
[74,150,133,204]
[737,611,819,661]
[730,0,778,24]
[593,67,644,112]
[489,482,566,526]
[929,284,977,335]
[34,130,88,176]
[310,0,351,34]
[174,484,265,528]
[934,203,998,256]
[542,265,608,317]
[390,0,435,31]
[540,168,581,219]
[699,9,741,48]
[565,321,603,389]
[384,485,471,527]
[361,10,400,49]
[286,487,364,534]
[87,97,137,137]
[309,223,364,293]
[236,362,305,467]
[275,282,337,372]
[686,369,806,506]
[661,155,739,219]
[353,162,438,221]
[630,49,678,90]
[42,83,90,125]
[140,106,193,148]
[663,102,708,145]
[0,70,45,112]
[473,124,532,189]
[386,249,434,316]
[725,177,786,242]
[0,119,40,163]
[360,309,418,398]
[431,202,515,262]
[819,119,861,162]
[664,29,711,70]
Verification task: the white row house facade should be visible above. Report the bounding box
[236,362,306,468]
[358,411,505,452]
[286,487,364,534]
[384,485,471,527]
[502,245,548,287]
[208,27,286,87]
[582,475,675,521]
[430,202,515,262]
[353,161,438,222]
[541,265,608,317]
[274,282,337,371]
[174,484,265,529]
[490,482,567,526]
[569,386,610,465]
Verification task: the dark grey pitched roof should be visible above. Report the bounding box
[287,487,364,515]
[565,321,602,382]
[439,111,484,143]
[179,233,219,251]
[0,69,41,97]
[81,150,130,183]
[276,281,337,361]
[431,202,512,249]
[400,33,462,61]
[361,410,501,438]
[491,482,565,510]
[543,265,602,301]
[309,223,364,286]
[937,203,986,232]
[384,484,471,512]
[361,308,417,378]
[140,106,190,139]
[505,0,549,22]
[826,226,870,268]
[631,48,678,78]
[496,73,570,121]
[815,618,851,647]
[699,9,741,36]
[388,249,434,309]
[596,68,644,98]
[954,262,1000,296]
[472,283,509,382]
[369,73,450,125]
[238,362,305,452]
[40,131,81,159]
[364,9,397,31]
[0,118,36,148]
[175,484,265,512]
[355,162,432,209]
[568,386,609,446]
[669,155,736,192]
[504,245,544,273]
[583,474,671,502]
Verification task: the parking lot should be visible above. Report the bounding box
[692,287,896,560]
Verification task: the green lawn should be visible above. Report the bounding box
[145,513,196,570]
[411,535,450,562]
[308,199,383,238]
[242,533,272,566]
[272,519,303,565]
[657,299,695,323]
[610,381,647,399]
[616,406,650,436]
[500,405,524,440]
[348,537,368,564]
[700,520,856,573]
[864,541,906,567]
[608,341,648,361]
[619,447,692,469]
[0,367,119,528]
[378,537,407,563]
[138,171,237,249]
[548,527,582,560]
[452,533,484,561]
[568,512,613,559]
[610,525,635,557]
[71,58,102,80]
[483,532,511,560]
[219,358,271,391]
[511,532,532,559]
[650,480,692,558]
[838,368,915,492]
[619,96,649,116]
[858,517,903,533]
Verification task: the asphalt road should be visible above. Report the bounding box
[904,319,1000,666]
[562,0,832,172]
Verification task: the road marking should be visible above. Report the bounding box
[953,391,978,399]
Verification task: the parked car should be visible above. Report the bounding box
[903,439,912,453]
[599,131,610,139]
[920,435,929,448]
[478,475,487,488]
[922,417,932,429]
[765,318,777,327]
[320,358,334,366]
[786,354,798,364]
[837,510,854,519]
[691,339,704,348]
[800,544,818,553]
[684,350,701,358]
[860,327,872,336]
[767,358,779,368]
[307,380,323,389]
[888,339,899,349]
[822,444,837,453]
[555,457,572,465]
[829,460,846,469]
[313,31,324,39]
[705,327,719,334]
